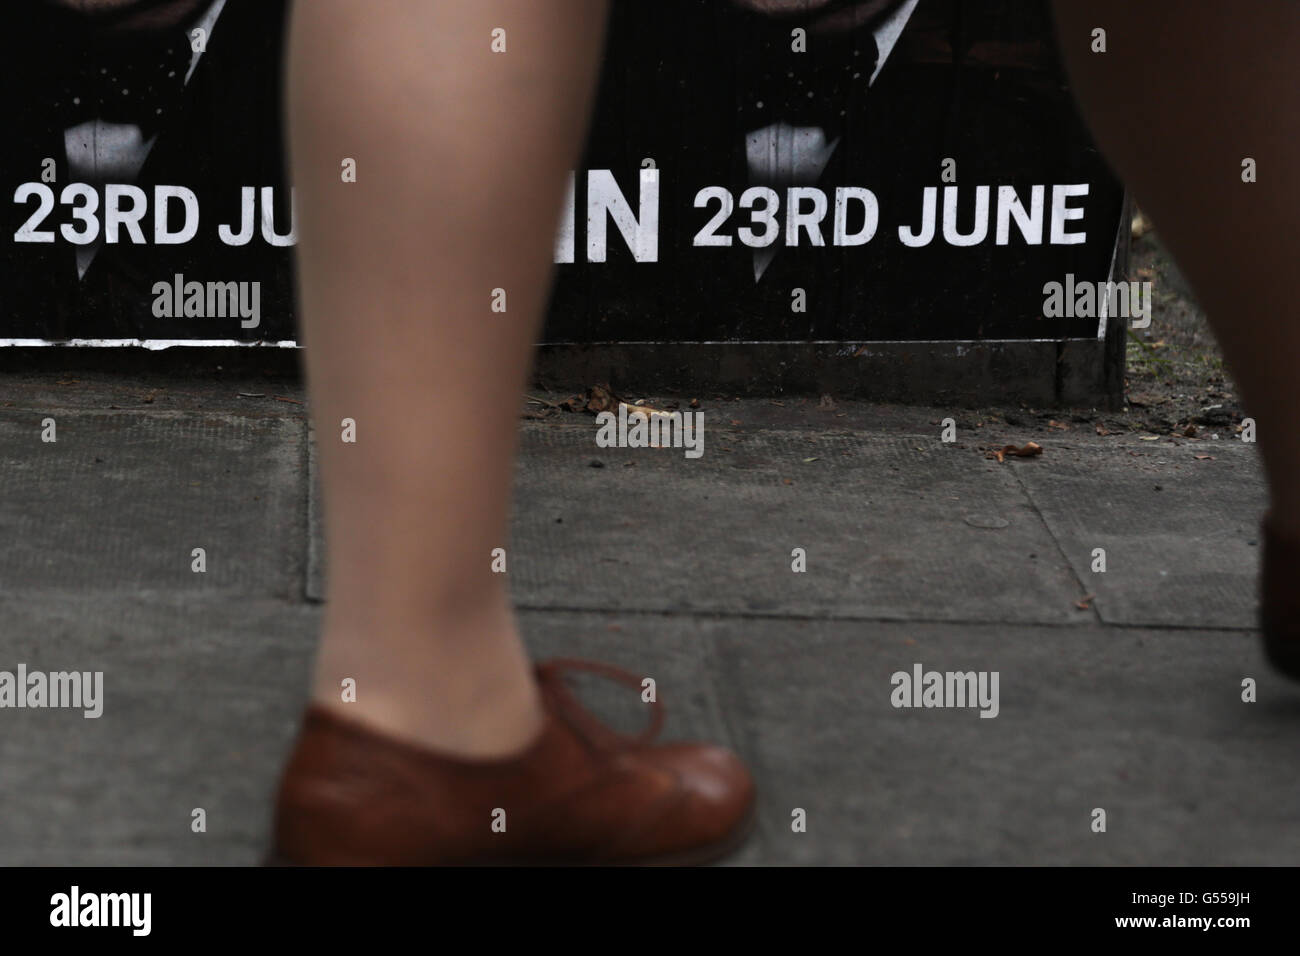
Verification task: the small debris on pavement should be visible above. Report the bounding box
[1075,593,1096,610]
[618,401,671,419]
[964,514,1010,529]
[987,441,1043,463]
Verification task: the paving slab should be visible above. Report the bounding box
[1012,436,1266,628]
[712,617,1295,865]
[0,411,307,599]
[0,595,317,866]
[0,599,739,865]
[310,422,1090,624]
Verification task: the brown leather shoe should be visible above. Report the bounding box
[270,658,756,865]
[1261,515,1300,679]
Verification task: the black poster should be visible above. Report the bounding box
[1,0,293,344]
[0,0,1124,348]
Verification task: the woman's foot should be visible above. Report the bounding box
[271,659,757,865]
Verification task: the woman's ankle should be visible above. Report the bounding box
[307,612,546,759]
[310,667,545,760]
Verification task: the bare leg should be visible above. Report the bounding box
[287,0,608,757]
[1053,0,1300,536]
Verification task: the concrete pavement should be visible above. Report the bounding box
[0,371,1291,865]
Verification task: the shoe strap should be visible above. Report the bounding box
[535,658,666,752]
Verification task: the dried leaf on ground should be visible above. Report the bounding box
[585,383,619,413]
